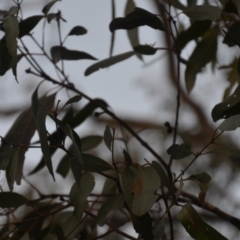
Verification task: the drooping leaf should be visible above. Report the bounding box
[104,125,113,151]
[56,153,71,178]
[167,143,192,159]
[85,51,135,76]
[97,194,125,226]
[176,203,228,240]
[0,192,27,208]
[183,5,221,21]
[69,173,95,219]
[82,153,113,172]
[42,0,59,15]
[123,148,133,164]
[185,28,218,93]
[0,147,14,170]
[134,45,157,55]
[51,46,97,63]
[177,20,211,50]
[109,0,115,58]
[37,108,55,181]
[121,165,160,216]
[68,26,87,36]
[151,161,177,204]
[218,114,240,131]
[109,7,164,32]
[223,21,240,47]
[62,95,82,109]
[81,135,102,152]
[18,15,44,38]
[211,85,240,122]
[101,171,118,195]
[125,0,142,61]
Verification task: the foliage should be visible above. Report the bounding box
[1,0,240,239]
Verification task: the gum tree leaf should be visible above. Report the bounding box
[185,28,218,93]
[123,149,133,164]
[81,135,102,152]
[218,114,240,131]
[109,0,115,57]
[68,26,87,36]
[104,125,113,151]
[0,192,27,208]
[8,6,18,15]
[51,46,97,63]
[62,95,82,109]
[56,153,71,178]
[176,203,228,240]
[109,7,164,32]
[69,173,95,219]
[37,108,55,181]
[183,5,221,21]
[211,85,240,122]
[42,0,59,15]
[97,194,125,226]
[162,0,186,10]
[0,147,14,170]
[18,15,44,38]
[125,0,142,61]
[151,161,177,204]
[223,22,240,47]
[85,51,135,76]
[152,219,165,240]
[134,45,157,55]
[54,224,64,240]
[82,153,113,172]
[167,143,192,159]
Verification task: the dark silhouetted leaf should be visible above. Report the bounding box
[177,20,211,50]
[211,85,240,122]
[51,46,97,63]
[69,173,95,219]
[18,15,44,38]
[81,135,103,152]
[62,95,82,109]
[185,28,218,93]
[223,21,240,47]
[151,161,177,204]
[218,114,240,131]
[97,194,125,226]
[0,192,27,208]
[167,143,192,159]
[82,153,113,172]
[56,153,71,178]
[109,7,164,32]
[123,148,133,164]
[37,108,55,181]
[177,203,228,240]
[54,224,65,240]
[183,5,221,21]
[153,219,165,240]
[42,0,59,15]
[162,0,186,10]
[0,147,13,170]
[85,51,135,76]
[68,26,87,36]
[104,125,112,151]
[134,45,157,55]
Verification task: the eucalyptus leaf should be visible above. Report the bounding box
[167,143,192,159]
[218,114,240,131]
[104,125,112,151]
[68,26,87,36]
[81,135,103,152]
[62,95,82,109]
[42,0,59,15]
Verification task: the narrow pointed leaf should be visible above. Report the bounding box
[37,108,55,181]
[68,26,87,36]
[18,15,44,38]
[0,192,27,208]
[97,194,125,226]
[134,45,157,55]
[167,143,192,159]
[85,51,135,76]
[123,149,133,164]
[177,203,228,240]
[104,125,112,151]
[109,0,115,57]
[81,135,102,152]
[62,95,82,109]
[42,0,59,15]
[51,46,97,63]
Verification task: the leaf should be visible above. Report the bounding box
[177,20,211,50]
[176,203,228,240]
[185,28,218,93]
[56,153,71,178]
[109,0,115,58]
[62,95,82,109]
[69,173,95,219]
[151,161,177,204]
[68,26,87,36]
[37,108,55,181]
[0,147,14,170]
[125,0,142,61]
[110,7,164,32]
[54,224,65,240]
[85,51,135,76]
[104,125,113,151]
[183,5,221,21]
[42,0,59,15]
[167,143,192,159]
[134,45,157,55]
[152,219,165,240]
[227,147,240,168]
[0,192,27,208]
[97,194,125,226]
[121,165,160,216]
[51,46,97,63]
[211,85,240,122]
[162,0,186,10]
[18,15,44,38]
[8,6,18,15]
[223,21,240,47]
[81,135,102,152]
[218,114,240,131]
[82,153,113,172]
[123,148,133,164]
